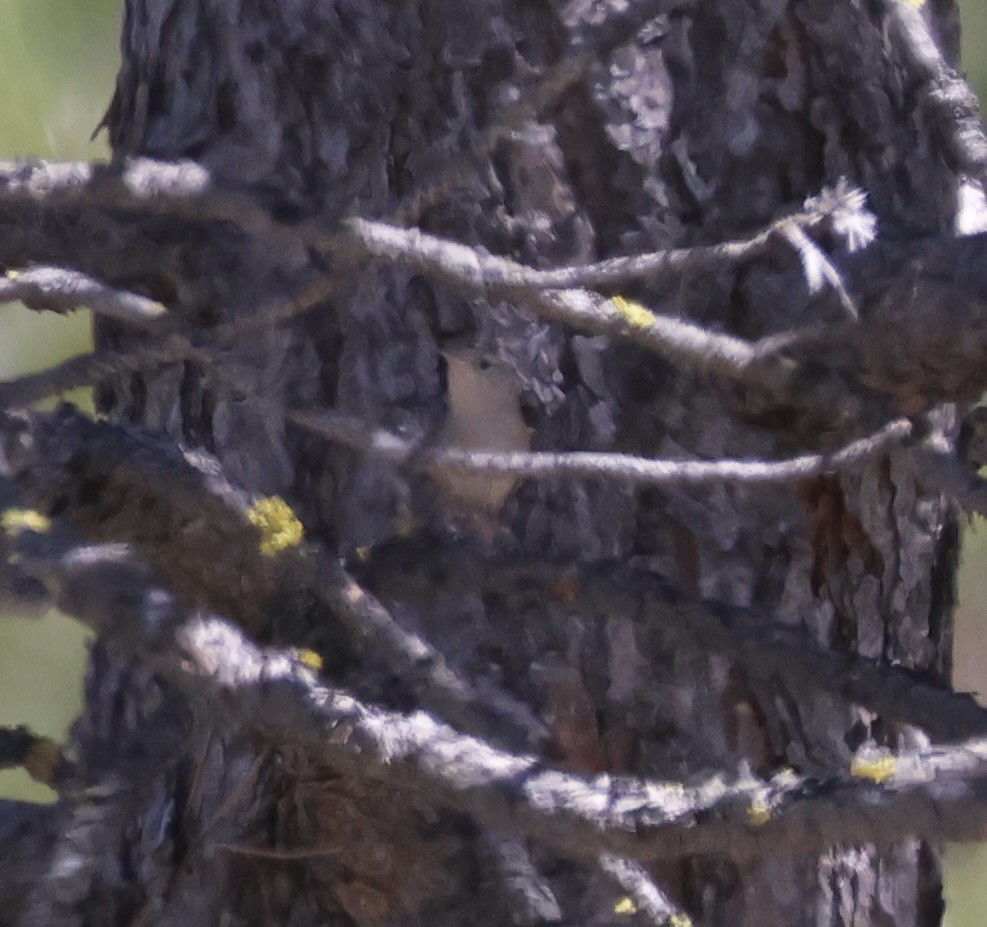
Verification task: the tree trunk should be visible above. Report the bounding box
[0,0,982,925]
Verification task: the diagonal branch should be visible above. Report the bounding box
[7,468,987,865]
[4,397,979,749]
[0,407,545,749]
[598,854,691,926]
[0,265,167,326]
[162,616,987,863]
[0,347,155,409]
[364,551,987,745]
[355,182,875,293]
[342,216,792,390]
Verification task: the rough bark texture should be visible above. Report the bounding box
[0,0,979,925]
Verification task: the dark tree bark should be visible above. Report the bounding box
[2,0,987,925]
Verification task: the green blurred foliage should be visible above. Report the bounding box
[0,1,119,159]
[960,1,987,101]
[949,9,987,918]
[0,0,987,916]
[0,0,119,803]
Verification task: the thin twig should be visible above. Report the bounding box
[777,222,859,319]
[289,406,912,487]
[211,273,337,341]
[0,266,167,326]
[0,333,907,490]
[0,341,187,410]
[309,553,548,747]
[349,213,832,293]
[599,854,690,927]
[0,405,545,749]
[215,842,342,861]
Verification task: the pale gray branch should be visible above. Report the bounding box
[169,616,987,862]
[0,157,336,252]
[0,265,167,326]
[343,217,764,382]
[353,200,868,295]
[598,854,688,926]
[290,406,912,487]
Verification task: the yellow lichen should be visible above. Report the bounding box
[669,915,693,927]
[295,649,324,672]
[850,754,897,784]
[5,269,20,280]
[1,508,52,537]
[610,295,656,330]
[246,496,304,557]
[747,799,772,827]
[614,897,637,916]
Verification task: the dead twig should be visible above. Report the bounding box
[0,266,167,326]
[291,405,913,487]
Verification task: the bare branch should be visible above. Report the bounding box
[7,473,987,865]
[598,854,690,926]
[777,223,859,319]
[349,214,777,292]
[343,218,765,383]
[358,182,875,293]
[0,350,120,409]
[365,553,987,745]
[0,157,336,253]
[0,407,544,749]
[5,398,980,753]
[0,267,335,412]
[0,156,877,412]
[310,554,547,747]
[166,616,987,862]
[211,273,337,340]
[0,266,167,326]
[0,331,906,493]
[291,406,913,487]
